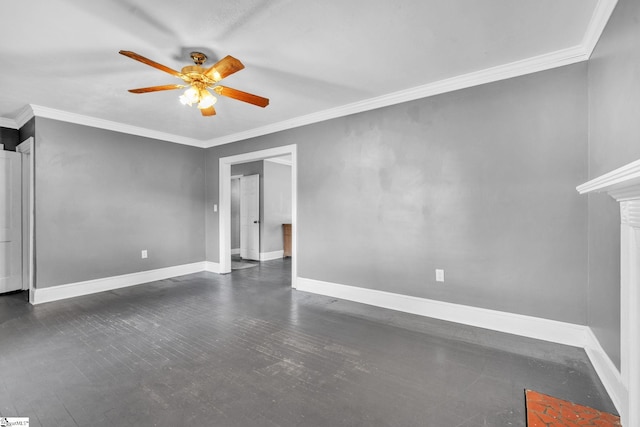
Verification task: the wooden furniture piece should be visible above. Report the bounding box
[282,224,292,257]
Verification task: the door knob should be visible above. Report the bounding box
[254,220,260,224]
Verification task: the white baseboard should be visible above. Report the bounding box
[204,261,220,273]
[32,262,207,304]
[260,250,284,261]
[231,248,281,260]
[584,328,627,420]
[296,277,588,347]
[296,276,626,418]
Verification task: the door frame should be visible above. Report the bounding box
[219,145,297,287]
[16,137,34,303]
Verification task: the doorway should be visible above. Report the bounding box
[0,137,33,301]
[219,145,297,287]
[0,150,21,294]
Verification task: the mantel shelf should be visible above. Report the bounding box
[577,158,640,201]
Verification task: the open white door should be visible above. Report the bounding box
[0,151,22,294]
[240,174,260,261]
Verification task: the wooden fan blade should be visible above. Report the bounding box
[119,50,183,77]
[128,84,185,94]
[205,55,244,81]
[213,86,269,108]
[200,106,216,116]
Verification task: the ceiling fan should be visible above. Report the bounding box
[119,50,269,117]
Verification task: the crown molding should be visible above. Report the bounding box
[582,0,619,57]
[16,105,35,128]
[1,105,36,129]
[0,117,18,129]
[29,105,206,148]
[204,45,589,148]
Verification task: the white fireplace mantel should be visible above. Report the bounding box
[578,158,640,427]
[578,158,640,202]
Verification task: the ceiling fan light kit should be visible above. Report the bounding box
[119,50,269,117]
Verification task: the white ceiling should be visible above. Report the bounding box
[0,0,615,147]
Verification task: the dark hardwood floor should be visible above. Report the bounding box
[0,258,615,426]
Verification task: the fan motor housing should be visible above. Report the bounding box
[180,65,215,87]
[181,65,205,75]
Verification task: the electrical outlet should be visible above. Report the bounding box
[141,250,148,259]
[435,269,445,282]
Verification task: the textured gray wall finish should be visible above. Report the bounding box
[206,64,589,325]
[35,118,206,288]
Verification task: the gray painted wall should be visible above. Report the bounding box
[206,63,589,324]
[35,118,206,288]
[263,161,292,253]
[586,0,640,369]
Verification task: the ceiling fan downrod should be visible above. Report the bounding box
[190,52,207,65]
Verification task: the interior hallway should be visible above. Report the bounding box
[0,258,616,426]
